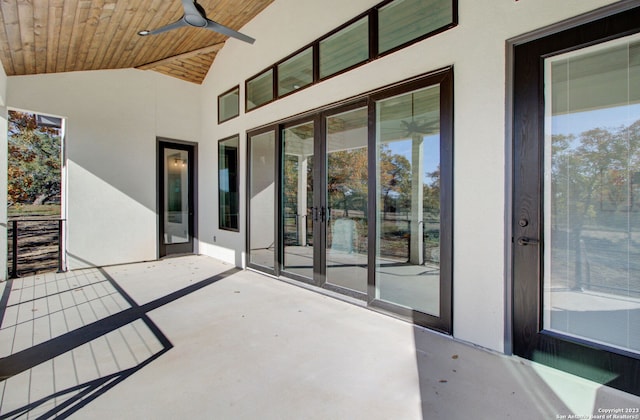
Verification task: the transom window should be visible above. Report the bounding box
[278,47,313,96]
[218,86,239,123]
[378,0,453,54]
[246,69,274,111]
[319,16,369,79]
[244,0,456,112]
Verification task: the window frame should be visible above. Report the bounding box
[317,11,373,81]
[243,0,457,113]
[277,46,314,97]
[218,134,241,232]
[375,0,458,58]
[218,85,240,124]
[245,68,276,112]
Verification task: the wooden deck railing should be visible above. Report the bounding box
[8,218,66,278]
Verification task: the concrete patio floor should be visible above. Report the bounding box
[0,255,639,419]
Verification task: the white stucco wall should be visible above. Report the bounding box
[200,0,624,352]
[7,69,201,269]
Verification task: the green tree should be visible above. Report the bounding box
[423,166,440,218]
[327,148,368,217]
[378,144,411,218]
[7,111,62,209]
[551,119,640,288]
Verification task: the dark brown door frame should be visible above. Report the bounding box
[367,67,454,334]
[511,4,640,396]
[246,126,280,277]
[158,138,197,258]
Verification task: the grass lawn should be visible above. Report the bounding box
[8,204,61,219]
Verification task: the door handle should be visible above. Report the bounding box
[517,236,539,246]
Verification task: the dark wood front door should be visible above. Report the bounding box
[158,140,195,257]
[512,6,640,396]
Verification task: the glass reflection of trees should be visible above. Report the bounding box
[325,143,442,261]
[283,154,314,246]
[377,143,441,262]
[551,118,640,296]
[328,148,368,217]
[327,147,368,254]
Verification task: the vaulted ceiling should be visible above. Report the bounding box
[0,0,273,84]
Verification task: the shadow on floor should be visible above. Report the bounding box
[0,348,169,419]
[0,265,239,419]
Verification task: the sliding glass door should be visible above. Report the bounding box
[370,71,453,331]
[248,129,276,273]
[246,69,453,332]
[279,106,370,294]
[282,120,316,281]
[374,85,442,316]
[325,106,369,294]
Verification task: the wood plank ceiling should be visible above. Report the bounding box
[0,0,273,84]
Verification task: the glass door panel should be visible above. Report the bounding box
[164,148,190,245]
[249,131,276,270]
[159,141,194,257]
[375,85,441,316]
[543,34,640,354]
[283,121,315,280]
[326,107,368,293]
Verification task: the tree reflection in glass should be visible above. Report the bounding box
[326,107,368,293]
[544,34,640,353]
[375,85,441,316]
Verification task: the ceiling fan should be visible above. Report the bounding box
[137,0,255,44]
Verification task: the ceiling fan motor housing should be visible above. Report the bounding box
[185,2,208,27]
[184,13,207,27]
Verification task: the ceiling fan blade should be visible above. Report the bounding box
[205,19,255,44]
[138,19,188,36]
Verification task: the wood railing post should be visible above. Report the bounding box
[11,220,19,278]
[57,219,64,272]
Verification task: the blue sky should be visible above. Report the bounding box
[551,103,640,137]
[386,134,440,183]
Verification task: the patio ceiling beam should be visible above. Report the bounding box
[135,42,225,70]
